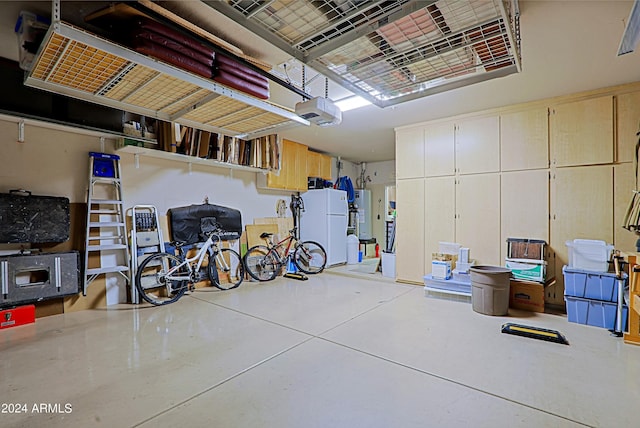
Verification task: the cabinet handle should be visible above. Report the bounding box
[1,261,8,296]
[54,256,62,290]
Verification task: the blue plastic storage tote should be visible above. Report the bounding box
[563,266,625,303]
[565,295,628,330]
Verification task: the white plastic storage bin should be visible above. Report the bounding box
[565,239,613,272]
[14,11,50,71]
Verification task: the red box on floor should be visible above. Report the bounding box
[0,305,35,329]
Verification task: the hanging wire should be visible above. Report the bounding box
[283,63,292,84]
[302,64,306,96]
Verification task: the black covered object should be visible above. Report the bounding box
[168,203,242,244]
[0,190,70,243]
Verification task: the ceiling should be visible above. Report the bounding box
[2,1,640,163]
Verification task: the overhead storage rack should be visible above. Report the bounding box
[207,0,521,108]
[24,21,309,139]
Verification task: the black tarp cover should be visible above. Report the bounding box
[167,203,242,244]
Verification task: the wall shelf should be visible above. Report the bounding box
[24,21,309,140]
[117,145,270,174]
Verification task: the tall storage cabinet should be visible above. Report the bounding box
[424,176,455,272]
[395,178,425,283]
[500,170,549,262]
[396,112,539,282]
[395,128,425,179]
[395,82,639,298]
[425,122,455,177]
[455,116,500,175]
[500,108,549,171]
[455,174,502,266]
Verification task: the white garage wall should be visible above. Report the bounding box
[119,153,297,221]
[0,115,360,231]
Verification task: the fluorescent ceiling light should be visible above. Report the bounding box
[619,0,640,55]
[335,96,371,112]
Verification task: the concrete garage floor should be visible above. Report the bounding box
[2,269,639,427]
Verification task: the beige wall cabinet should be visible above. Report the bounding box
[395,127,425,179]
[500,108,549,171]
[455,173,502,266]
[549,95,614,167]
[617,91,640,163]
[261,139,308,191]
[395,178,425,283]
[500,170,549,262]
[550,165,613,304]
[425,122,455,177]
[455,116,500,175]
[424,176,456,273]
[614,163,637,252]
[307,151,332,180]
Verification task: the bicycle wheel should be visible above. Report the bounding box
[293,241,327,274]
[136,252,189,305]
[209,248,244,290]
[243,245,280,281]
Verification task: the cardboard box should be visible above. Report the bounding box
[505,258,546,282]
[509,279,545,312]
[432,253,457,271]
[506,238,546,261]
[432,260,451,280]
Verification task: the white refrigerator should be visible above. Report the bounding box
[300,189,348,266]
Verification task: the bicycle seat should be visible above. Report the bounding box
[172,241,187,248]
[260,232,274,238]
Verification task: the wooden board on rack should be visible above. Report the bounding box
[254,217,293,243]
[246,223,278,248]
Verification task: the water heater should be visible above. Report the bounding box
[354,189,372,240]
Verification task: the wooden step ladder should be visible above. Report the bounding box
[83,152,130,296]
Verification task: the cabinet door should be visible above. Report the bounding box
[501,108,549,171]
[424,176,455,273]
[425,122,455,177]
[614,163,637,252]
[396,127,425,179]
[266,139,293,189]
[307,151,321,178]
[550,165,613,304]
[455,116,500,175]
[500,170,549,262]
[291,143,308,191]
[319,153,332,180]
[455,174,501,265]
[549,95,613,167]
[395,178,425,283]
[617,91,640,163]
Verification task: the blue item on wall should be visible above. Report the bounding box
[335,176,355,203]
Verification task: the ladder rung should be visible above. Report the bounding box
[89,200,123,205]
[91,177,121,184]
[87,244,128,251]
[86,266,130,275]
[87,235,125,241]
[89,222,125,228]
[90,209,120,214]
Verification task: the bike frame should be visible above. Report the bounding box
[165,233,220,282]
[267,233,297,263]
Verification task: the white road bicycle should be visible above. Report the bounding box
[135,231,244,305]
